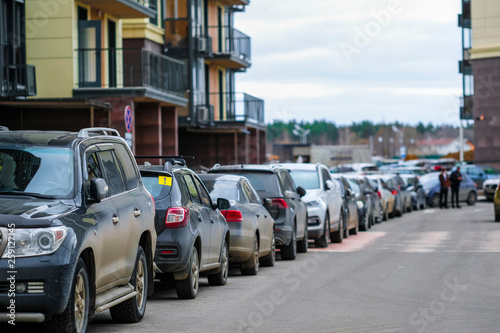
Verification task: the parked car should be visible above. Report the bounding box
[460,164,500,189]
[280,163,343,247]
[0,128,157,332]
[139,158,230,299]
[357,176,384,223]
[378,174,405,217]
[330,163,378,174]
[209,164,308,260]
[400,175,426,210]
[420,171,478,207]
[392,166,428,177]
[494,185,500,222]
[344,176,374,231]
[199,174,276,274]
[332,176,359,237]
[366,175,395,221]
[483,177,500,201]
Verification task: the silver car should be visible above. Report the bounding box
[281,163,343,246]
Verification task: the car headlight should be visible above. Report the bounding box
[356,200,364,209]
[306,199,322,207]
[2,226,68,258]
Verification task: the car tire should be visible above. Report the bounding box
[382,203,388,221]
[344,211,350,239]
[360,212,369,231]
[175,247,199,299]
[281,225,297,260]
[315,214,329,248]
[495,214,500,222]
[241,234,259,276]
[407,200,412,213]
[467,191,477,206]
[331,210,344,243]
[110,246,148,323]
[260,232,275,267]
[44,258,89,333]
[207,239,229,286]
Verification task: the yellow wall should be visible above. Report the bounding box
[26,0,76,98]
[471,0,500,59]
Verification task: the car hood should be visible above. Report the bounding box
[302,189,323,203]
[0,197,75,228]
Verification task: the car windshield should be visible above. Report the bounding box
[346,179,361,194]
[0,146,74,198]
[288,169,320,190]
[202,179,240,202]
[141,172,174,199]
[419,174,440,188]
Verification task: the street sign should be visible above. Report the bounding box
[400,146,407,159]
[125,106,132,133]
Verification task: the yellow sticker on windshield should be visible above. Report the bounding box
[159,176,172,186]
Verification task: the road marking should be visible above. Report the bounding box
[423,209,436,214]
[308,232,387,252]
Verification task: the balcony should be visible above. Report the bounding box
[78,0,156,18]
[218,0,249,6]
[212,92,264,125]
[459,60,472,75]
[74,48,187,106]
[207,26,251,69]
[460,95,473,120]
[1,64,37,98]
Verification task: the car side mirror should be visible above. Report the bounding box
[89,178,108,203]
[296,186,306,197]
[325,180,334,190]
[217,198,230,211]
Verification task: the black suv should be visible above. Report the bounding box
[209,164,307,261]
[138,157,230,299]
[0,128,156,333]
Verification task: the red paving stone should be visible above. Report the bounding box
[308,231,388,252]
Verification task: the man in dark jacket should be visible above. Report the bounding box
[450,166,463,208]
[439,169,450,208]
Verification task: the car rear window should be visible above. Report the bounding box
[223,171,281,198]
[288,169,319,190]
[203,179,240,202]
[141,172,174,199]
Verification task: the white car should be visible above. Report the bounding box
[483,177,500,201]
[281,163,344,246]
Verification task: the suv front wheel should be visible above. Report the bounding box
[44,258,89,333]
[110,246,148,323]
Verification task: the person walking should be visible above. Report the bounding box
[438,168,450,209]
[450,166,463,208]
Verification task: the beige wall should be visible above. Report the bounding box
[471,0,500,59]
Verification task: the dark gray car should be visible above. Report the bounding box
[209,164,308,261]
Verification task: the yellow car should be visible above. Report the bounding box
[495,185,500,222]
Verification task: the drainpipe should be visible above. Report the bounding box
[188,0,195,127]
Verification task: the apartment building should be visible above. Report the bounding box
[459,0,500,168]
[0,0,266,167]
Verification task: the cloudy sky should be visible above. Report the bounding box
[234,0,463,126]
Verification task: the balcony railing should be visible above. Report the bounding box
[208,26,251,64]
[1,64,36,97]
[460,95,473,120]
[210,92,264,124]
[76,48,186,96]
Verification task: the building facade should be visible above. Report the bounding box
[0,0,265,167]
[459,0,500,168]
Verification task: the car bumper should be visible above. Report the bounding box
[228,224,254,264]
[306,205,326,239]
[0,246,75,319]
[154,228,195,274]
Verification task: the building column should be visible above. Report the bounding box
[135,103,162,158]
[162,106,178,155]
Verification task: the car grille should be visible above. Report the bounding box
[485,184,498,191]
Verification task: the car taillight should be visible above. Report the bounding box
[271,198,289,208]
[377,190,382,199]
[221,209,243,222]
[165,207,189,228]
[391,190,398,195]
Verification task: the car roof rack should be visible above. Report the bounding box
[135,155,195,170]
[78,128,121,138]
[0,126,9,131]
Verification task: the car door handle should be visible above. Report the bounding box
[134,209,141,217]
[210,219,215,224]
[112,215,119,224]
[256,214,260,218]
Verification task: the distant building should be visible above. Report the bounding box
[459,0,500,168]
[411,138,474,157]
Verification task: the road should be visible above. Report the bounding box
[4,201,500,333]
